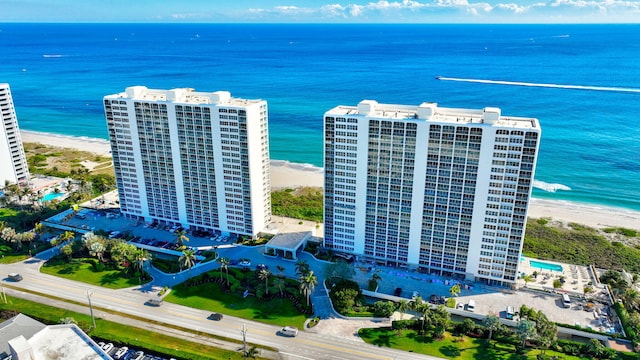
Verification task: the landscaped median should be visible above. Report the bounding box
[163,268,310,328]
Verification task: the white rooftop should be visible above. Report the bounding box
[327,100,539,129]
[6,323,111,360]
[106,86,263,107]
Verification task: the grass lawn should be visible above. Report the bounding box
[0,295,257,360]
[358,328,586,360]
[0,242,51,264]
[41,258,148,289]
[165,280,307,328]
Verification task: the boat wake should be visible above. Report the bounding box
[436,76,640,94]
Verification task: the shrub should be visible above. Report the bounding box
[392,320,419,330]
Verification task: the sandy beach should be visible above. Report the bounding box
[21,130,640,231]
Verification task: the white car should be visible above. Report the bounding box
[114,346,128,359]
[101,343,114,353]
[239,260,251,267]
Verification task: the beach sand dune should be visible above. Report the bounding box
[21,130,640,231]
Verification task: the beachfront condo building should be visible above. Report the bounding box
[0,83,30,187]
[323,100,540,285]
[104,86,271,238]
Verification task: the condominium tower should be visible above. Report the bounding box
[324,100,540,285]
[0,83,30,187]
[104,86,271,238]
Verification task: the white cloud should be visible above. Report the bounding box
[254,0,640,22]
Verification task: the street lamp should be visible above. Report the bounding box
[86,289,96,329]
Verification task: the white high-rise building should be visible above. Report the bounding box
[0,83,30,187]
[104,86,271,238]
[324,100,541,285]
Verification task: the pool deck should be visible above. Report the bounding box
[518,257,602,297]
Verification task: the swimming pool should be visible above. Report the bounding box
[530,259,563,272]
[41,192,65,202]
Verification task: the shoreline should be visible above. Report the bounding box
[20,130,640,231]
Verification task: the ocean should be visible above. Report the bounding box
[1,23,639,211]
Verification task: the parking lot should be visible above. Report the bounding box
[43,201,619,336]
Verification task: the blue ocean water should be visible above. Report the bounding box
[1,23,639,211]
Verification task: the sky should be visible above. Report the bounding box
[1,0,640,23]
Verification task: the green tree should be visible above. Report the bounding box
[324,260,355,284]
[272,277,286,296]
[516,319,537,349]
[371,301,395,317]
[396,299,410,320]
[483,313,501,343]
[60,243,73,260]
[332,288,359,312]
[299,270,318,306]
[179,249,197,271]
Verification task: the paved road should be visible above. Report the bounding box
[1,247,443,360]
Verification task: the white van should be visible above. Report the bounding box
[562,293,571,308]
[505,306,515,319]
[280,326,299,337]
[466,299,476,312]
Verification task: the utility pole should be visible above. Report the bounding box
[86,289,96,329]
[241,324,247,359]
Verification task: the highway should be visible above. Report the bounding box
[1,251,442,360]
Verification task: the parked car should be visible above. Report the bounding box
[207,312,223,321]
[412,291,420,299]
[280,326,299,337]
[101,343,114,353]
[393,287,402,296]
[114,346,128,359]
[239,260,251,267]
[256,264,268,271]
[132,350,145,360]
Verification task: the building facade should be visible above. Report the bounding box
[0,84,30,187]
[324,100,541,285]
[104,86,271,238]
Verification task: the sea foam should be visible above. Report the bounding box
[533,180,571,193]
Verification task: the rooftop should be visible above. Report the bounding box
[106,86,264,107]
[327,100,539,129]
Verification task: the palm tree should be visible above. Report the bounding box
[368,273,382,291]
[89,241,106,262]
[516,319,537,349]
[483,313,501,343]
[396,299,410,320]
[34,222,46,237]
[55,230,75,246]
[179,249,196,271]
[295,259,310,276]
[449,284,461,297]
[273,277,286,296]
[258,268,271,294]
[299,270,318,306]
[217,257,230,284]
[133,248,152,271]
[174,230,189,248]
[417,302,432,334]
